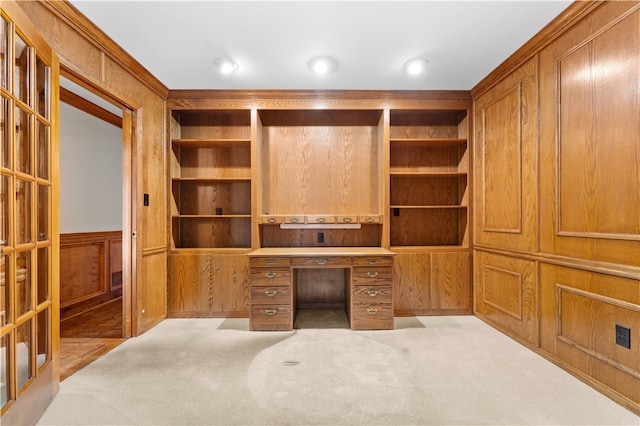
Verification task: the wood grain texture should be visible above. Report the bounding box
[540,263,640,411]
[474,250,539,345]
[59,232,122,319]
[474,57,538,252]
[430,252,471,311]
[296,268,346,309]
[392,253,430,314]
[168,253,250,316]
[539,3,640,266]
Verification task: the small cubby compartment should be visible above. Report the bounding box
[390,207,468,247]
[172,217,251,249]
[259,224,382,248]
[390,174,467,207]
[171,179,251,216]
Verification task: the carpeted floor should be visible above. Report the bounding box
[37,313,640,425]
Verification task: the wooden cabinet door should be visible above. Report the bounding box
[430,252,472,312]
[1,2,60,424]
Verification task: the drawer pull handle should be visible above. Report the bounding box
[290,217,299,223]
[317,217,326,223]
[265,259,276,265]
[367,289,378,297]
[365,217,374,223]
[316,259,327,265]
[367,308,378,315]
[343,217,352,223]
[367,272,378,278]
[265,272,277,278]
[265,309,277,316]
[268,217,277,223]
[265,289,277,297]
[368,259,377,265]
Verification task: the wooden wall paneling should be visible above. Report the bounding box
[473,57,538,252]
[539,2,640,266]
[392,252,430,315]
[430,251,472,312]
[262,115,379,214]
[137,250,167,331]
[540,263,640,413]
[18,1,170,337]
[168,254,250,317]
[474,250,538,345]
[59,231,122,320]
[295,268,347,309]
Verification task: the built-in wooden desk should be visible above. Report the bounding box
[247,248,395,331]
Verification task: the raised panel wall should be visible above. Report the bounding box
[474,251,538,345]
[539,3,640,266]
[474,57,538,252]
[540,264,640,410]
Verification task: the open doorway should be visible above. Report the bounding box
[57,75,127,380]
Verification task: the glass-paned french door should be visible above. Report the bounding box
[0,8,54,412]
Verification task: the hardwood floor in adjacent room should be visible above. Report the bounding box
[60,298,126,381]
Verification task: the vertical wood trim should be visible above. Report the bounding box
[381,109,390,249]
[121,109,133,338]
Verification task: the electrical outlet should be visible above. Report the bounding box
[317,232,324,243]
[615,324,631,349]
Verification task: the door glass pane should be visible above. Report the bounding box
[37,247,48,305]
[36,120,49,180]
[0,175,7,247]
[14,33,29,105]
[35,56,48,119]
[15,106,31,174]
[16,251,31,317]
[15,179,31,244]
[37,184,48,241]
[1,96,8,169]
[0,17,8,90]
[1,254,8,327]
[36,309,48,370]
[16,320,32,390]
[0,333,9,408]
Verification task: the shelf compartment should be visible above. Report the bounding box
[390,174,467,207]
[390,142,467,173]
[260,224,382,248]
[172,216,251,249]
[389,110,468,140]
[171,142,251,180]
[172,110,251,140]
[172,179,251,216]
[390,207,468,247]
[389,138,466,147]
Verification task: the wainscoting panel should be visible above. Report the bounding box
[474,250,538,345]
[60,231,122,319]
[540,263,640,410]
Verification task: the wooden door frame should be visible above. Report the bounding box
[59,67,137,338]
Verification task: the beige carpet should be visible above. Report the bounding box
[37,313,639,425]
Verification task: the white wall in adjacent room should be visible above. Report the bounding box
[59,101,122,233]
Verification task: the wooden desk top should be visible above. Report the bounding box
[247,247,395,257]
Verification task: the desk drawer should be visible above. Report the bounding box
[250,304,292,331]
[250,268,291,286]
[352,257,393,267]
[251,286,291,305]
[350,303,393,330]
[292,257,352,267]
[352,284,392,305]
[352,267,392,285]
[250,257,291,267]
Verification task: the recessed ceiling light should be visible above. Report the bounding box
[308,56,338,75]
[214,57,238,74]
[404,58,429,76]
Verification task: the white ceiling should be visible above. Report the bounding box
[68,0,572,91]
